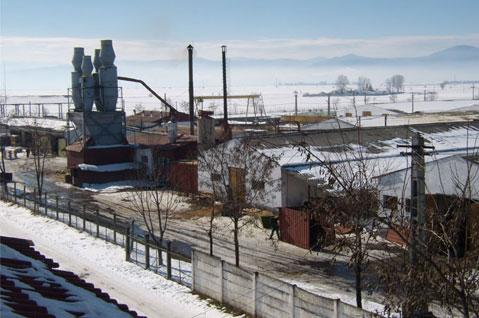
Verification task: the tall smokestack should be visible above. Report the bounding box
[221,45,228,123]
[187,44,194,135]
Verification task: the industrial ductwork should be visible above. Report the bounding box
[70,40,118,112]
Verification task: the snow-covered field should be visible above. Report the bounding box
[2,83,477,118]
[0,201,236,318]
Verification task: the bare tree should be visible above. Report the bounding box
[199,138,279,266]
[376,138,479,317]
[30,123,49,212]
[127,172,181,251]
[357,76,373,93]
[336,75,350,94]
[390,74,405,93]
[298,141,385,309]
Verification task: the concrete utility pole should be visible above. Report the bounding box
[411,92,414,113]
[221,45,228,123]
[399,133,435,262]
[399,133,434,315]
[410,133,427,264]
[327,94,331,116]
[294,91,298,116]
[187,44,195,135]
[472,84,476,100]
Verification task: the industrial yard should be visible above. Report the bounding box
[1,1,479,318]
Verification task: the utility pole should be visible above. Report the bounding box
[221,45,228,124]
[327,94,331,116]
[294,91,298,116]
[411,92,414,113]
[399,133,434,316]
[472,84,476,100]
[423,85,427,102]
[187,44,194,135]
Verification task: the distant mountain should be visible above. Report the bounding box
[174,45,479,68]
[427,45,479,60]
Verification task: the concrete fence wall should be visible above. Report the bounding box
[192,249,377,318]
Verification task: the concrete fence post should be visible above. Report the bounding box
[219,260,224,303]
[44,192,47,215]
[333,298,340,318]
[167,241,172,280]
[113,213,117,244]
[68,200,72,226]
[125,226,130,261]
[82,205,86,231]
[290,284,296,318]
[33,187,36,213]
[191,249,196,291]
[55,195,59,220]
[253,271,259,317]
[67,199,72,225]
[145,234,150,270]
[13,182,17,204]
[96,208,100,238]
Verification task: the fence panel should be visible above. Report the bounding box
[1,180,192,289]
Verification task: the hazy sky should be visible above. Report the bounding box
[1,0,479,63]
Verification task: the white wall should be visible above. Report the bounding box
[197,140,282,211]
[378,155,479,202]
[192,249,376,318]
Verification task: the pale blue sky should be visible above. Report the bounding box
[2,0,478,41]
[1,0,479,64]
[1,0,478,89]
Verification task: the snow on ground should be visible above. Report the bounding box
[78,162,137,172]
[0,201,236,318]
[81,180,150,192]
[94,189,193,212]
[0,116,68,131]
[2,83,477,118]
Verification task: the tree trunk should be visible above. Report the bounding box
[461,291,469,318]
[208,228,213,256]
[355,260,362,308]
[234,217,239,267]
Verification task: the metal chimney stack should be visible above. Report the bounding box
[221,45,228,124]
[187,44,195,135]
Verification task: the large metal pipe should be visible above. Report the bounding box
[187,44,194,135]
[99,40,118,112]
[117,76,177,113]
[221,45,228,123]
[80,55,94,112]
[71,47,84,111]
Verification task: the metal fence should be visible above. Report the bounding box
[0,180,192,287]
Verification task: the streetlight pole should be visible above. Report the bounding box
[294,91,298,116]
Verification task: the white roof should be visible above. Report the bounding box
[256,125,479,190]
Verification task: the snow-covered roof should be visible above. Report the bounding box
[0,116,69,132]
[1,236,141,318]
[256,125,479,189]
[340,112,479,128]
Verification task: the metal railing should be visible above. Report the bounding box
[0,180,192,287]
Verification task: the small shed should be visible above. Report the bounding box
[279,207,335,251]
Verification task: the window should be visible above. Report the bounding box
[211,173,222,182]
[383,195,398,210]
[252,180,265,191]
